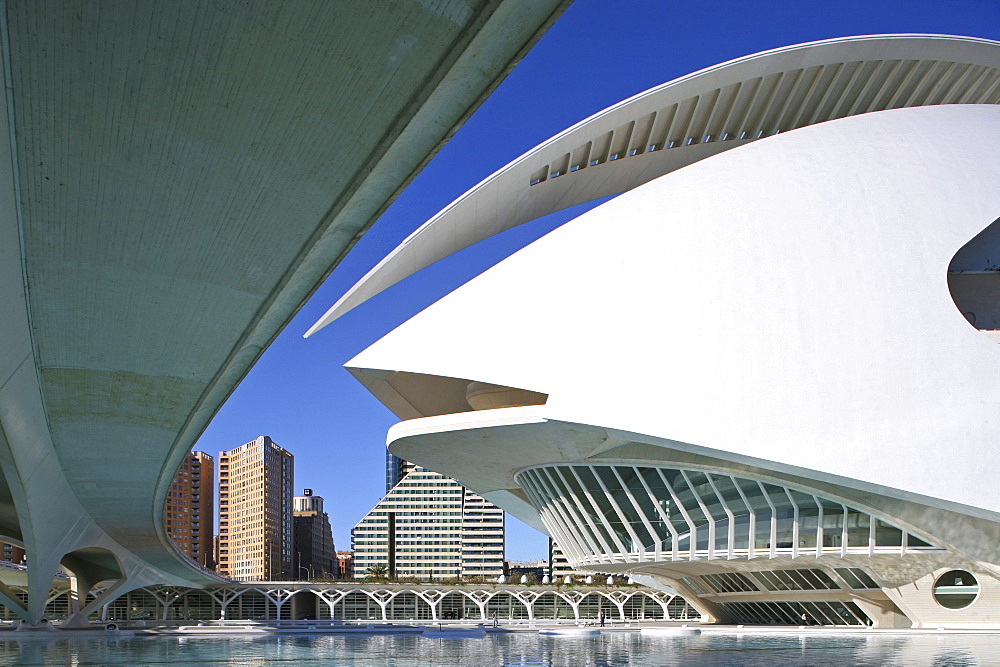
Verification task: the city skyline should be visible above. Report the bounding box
[192,0,1000,562]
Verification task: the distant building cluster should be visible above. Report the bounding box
[0,436,586,585]
[1,435,341,582]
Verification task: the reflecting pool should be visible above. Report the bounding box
[0,631,997,666]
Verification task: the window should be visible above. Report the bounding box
[933,570,979,610]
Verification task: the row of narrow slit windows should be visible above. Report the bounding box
[532,124,773,184]
[718,600,871,626]
[690,568,849,595]
[518,465,936,561]
[528,60,1000,186]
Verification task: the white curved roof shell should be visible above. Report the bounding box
[347,103,1000,520]
[310,34,1000,332]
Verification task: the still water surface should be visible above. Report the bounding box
[0,631,995,666]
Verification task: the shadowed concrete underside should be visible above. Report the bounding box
[0,0,568,625]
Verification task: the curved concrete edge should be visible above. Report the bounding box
[0,0,571,623]
[346,104,1000,518]
[387,410,1000,557]
[307,34,1000,332]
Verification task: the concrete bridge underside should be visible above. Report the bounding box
[0,0,568,625]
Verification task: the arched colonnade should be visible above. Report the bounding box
[0,585,698,624]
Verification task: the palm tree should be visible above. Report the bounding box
[365,563,389,580]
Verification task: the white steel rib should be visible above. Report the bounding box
[307,34,1000,335]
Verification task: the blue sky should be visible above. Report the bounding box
[195,0,1000,561]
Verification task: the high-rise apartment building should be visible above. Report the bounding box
[385,453,415,493]
[548,538,601,579]
[217,436,294,581]
[164,451,214,569]
[353,460,504,580]
[293,489,337,580]
[0,543,25,565]
[336,551,353,579]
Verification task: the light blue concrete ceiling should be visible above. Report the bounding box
[0,0,569,620]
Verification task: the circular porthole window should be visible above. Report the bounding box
[933,570,979,610]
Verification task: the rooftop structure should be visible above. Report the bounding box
[0,0,568,625]
[319,35,1000,628]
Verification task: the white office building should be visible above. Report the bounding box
[353,463,504,581]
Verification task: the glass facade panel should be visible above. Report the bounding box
[874,519,903,547]
[720,600,868,626]
[731,479,772,551]
[789,490,818,551]
[819,499,845,548]
[600,467,655,552]
[619,467,668,550]
[751,571,778,591]
[687,472,728,522]
[713,519,730,552]
[702,572,757,593]
[551,467,615,554]
[783,569,813,590]
[763,484,795,549]
[574,467,630,551]
[710,476,751,550]
[514,464,941,566]
[680,576,710,596]
[835,567,863,589]
[852,568,879,589]
[836,567,879,589]
[772,570,797,591]
[638,469,687,540]
[802,568,838,590]
[845,510,871,549]
[667,471,710,552]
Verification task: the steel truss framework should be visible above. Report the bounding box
[516,464,943,567]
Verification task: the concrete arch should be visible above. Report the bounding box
[385,590,434,621]
[485,591,531,620]
[221,589,276,621]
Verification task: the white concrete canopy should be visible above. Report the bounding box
[347,102,1000,542]
[309,34,1000,332]
[0,0,568,624]
[339,34,1000,628]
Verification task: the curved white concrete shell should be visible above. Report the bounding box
[334,35,1000,627]
[0,0,568,625]
[308,34,1000,331]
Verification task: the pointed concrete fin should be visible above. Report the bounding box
[587,435,632,458]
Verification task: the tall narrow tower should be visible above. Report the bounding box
[216,436,294,580]
[293,489,338,579]
[164,451,215,568]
